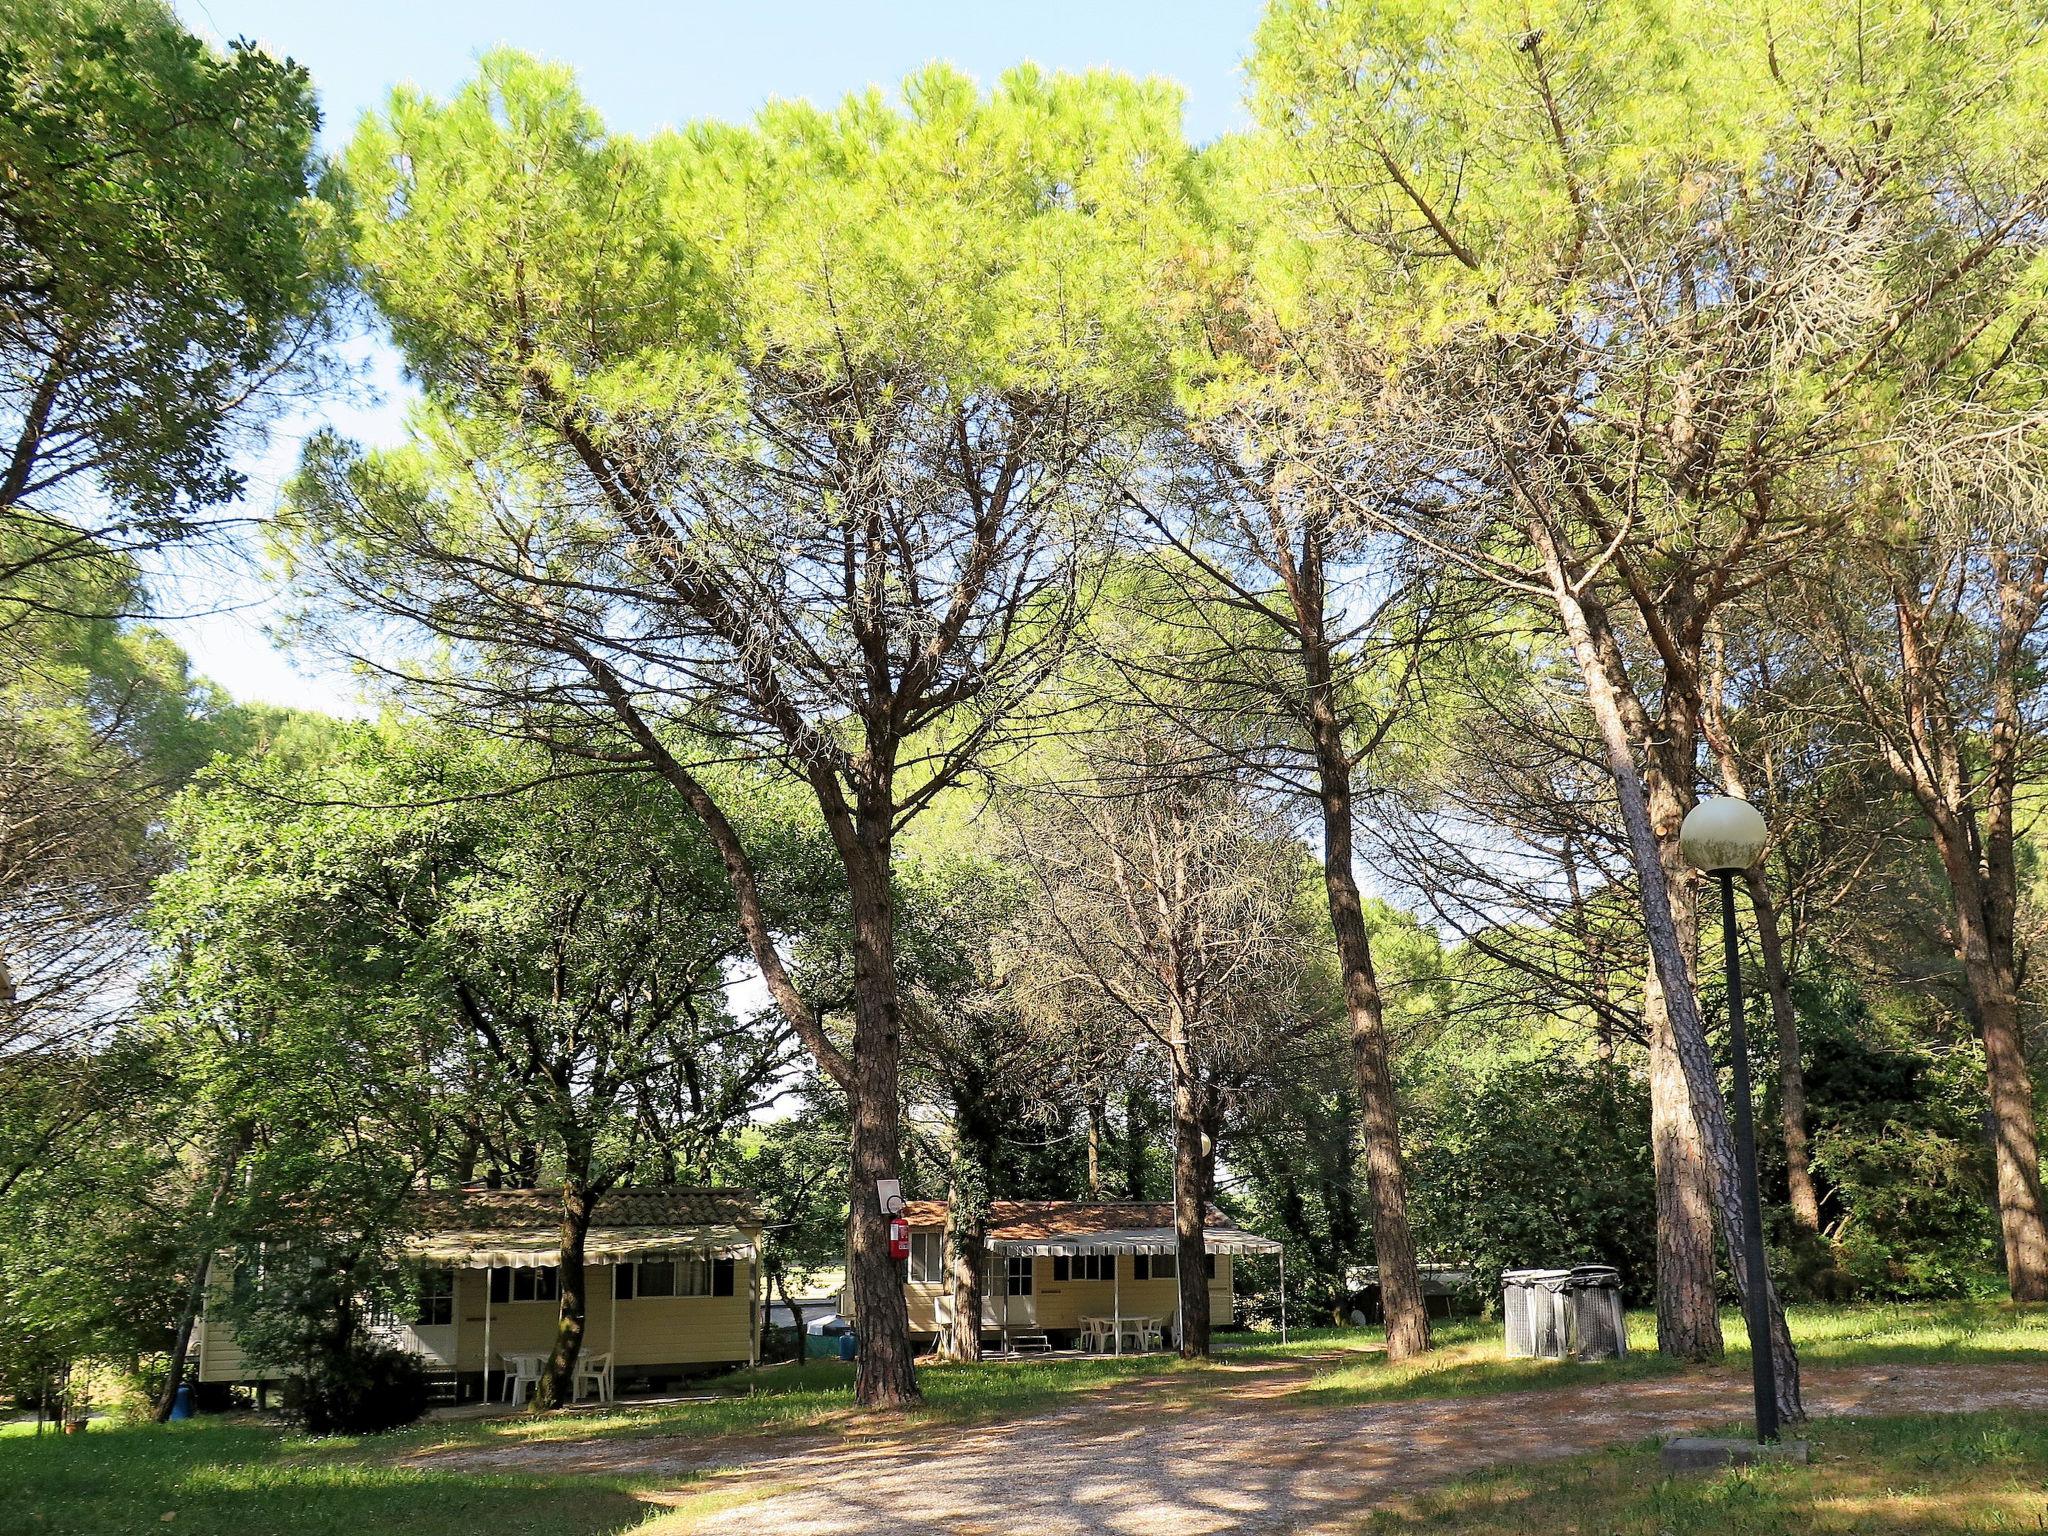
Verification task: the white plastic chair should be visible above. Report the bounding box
[572,1351,614,1404]
[499,1353,543,1406]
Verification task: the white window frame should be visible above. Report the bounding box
[414,1267,455,1326]
[908,1231,945,1285]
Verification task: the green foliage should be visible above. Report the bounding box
[1790,972,2001,1299]
[224,1248,429,1435]
[152,717,801,1196]
[0,0,328,545]
[1406,1054,1656,1306]
[334,52,1195,416]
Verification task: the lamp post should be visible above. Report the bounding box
[1679,794,1778,1444]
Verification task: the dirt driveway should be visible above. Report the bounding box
[418,1359,2048,1535]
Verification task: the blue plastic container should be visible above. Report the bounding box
[168,1383,194,1421]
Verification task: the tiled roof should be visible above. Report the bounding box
[411,1186,760,1234]
[898,1200,1229,1239]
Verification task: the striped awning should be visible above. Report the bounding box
[988,1225,1282,1257]
[399,1223,759,1268]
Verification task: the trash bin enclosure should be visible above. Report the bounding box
[1565,1265,1626,1360]
[1502,1268,1571,1358]
[1502,1265,1625,1361]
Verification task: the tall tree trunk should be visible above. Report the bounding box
[1170,1058,1211,1358]
[943,1194,986,1362]
[843,821,920,1407]
[1844,568,2048,1303]
[1975,980,2048,1301]
[1533,517,1803,1423]
[537,1180,594,1409]
[1085,1092,1106,1198]
[1643,772,1725,1361]
[1703,661,1824,1241]
[1746,870,1822,1235]
[1927,821,2048,1301]
[1280,510,1431,1361]
[154,1138,246,1421]
[1312,736,1431,1361]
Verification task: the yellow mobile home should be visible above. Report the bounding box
[886,1200,1284,1352]
[195,1186,763,1402]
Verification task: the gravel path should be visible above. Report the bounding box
[417,1360,2048,1535]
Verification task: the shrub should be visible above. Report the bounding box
[222,1243,429,1435]
[284,1336,428,1436]
[1406,1055,1657,1308]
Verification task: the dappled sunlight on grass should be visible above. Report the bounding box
[1781,1300,2048,1364]
[388,1302,2048,1461]
[0,1418,654,1536]
[14,1303,2046,1536]
[1362,1413,2048,1534]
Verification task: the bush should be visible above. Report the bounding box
[1406,1055,1657,1308]
[1781,974,2002,1301]
[221,1242,430,1435]
[284,1336,428,1435]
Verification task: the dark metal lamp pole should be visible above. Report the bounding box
[1681,794,1779,1446]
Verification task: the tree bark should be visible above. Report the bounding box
[1085,1092,1106,1198]
[537,1181,594,1409]
[1170,1061,1211,1358]
[842,818,920,1407]
[1845,560,2048,1302]
[1927,821,2048,1301]
[1704,663,1824,1241]
[1642,770,1724,1361]
[944,1196,986,1362]
[1532,516,1804,1423]
[1312,735,1431,1360]
[1746,870,1822,1235]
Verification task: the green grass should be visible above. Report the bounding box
[0,1418,658,1536]
[1294,1301,2048,1410]
[1363,1412,2048,1534]
[1783,1298,2048,1365]
[371,1302,2048,1455]
[6,1303,2044,1536]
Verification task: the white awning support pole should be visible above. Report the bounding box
[1113,1257,1121,1356]
[608,1263,618,1391]
[748,1239,763,1370]
[483,1266,494,1404]
[1280,1248,1288,1345]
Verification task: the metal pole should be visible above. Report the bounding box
[748,1241,762,1370]
[1279,1249,1287,1345]
[483,1265,493,1405]
[1113,1254,1121,1356]
[1721,871,1779,1444]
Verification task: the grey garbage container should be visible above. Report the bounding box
[1501,1268,1572,1358]
[1564,1265,1626,1360]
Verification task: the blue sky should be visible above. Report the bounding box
[159,3,1266,713]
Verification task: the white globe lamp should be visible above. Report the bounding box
[1679,796,1769,875]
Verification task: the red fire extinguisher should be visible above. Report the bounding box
[887,1213,910,1261]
